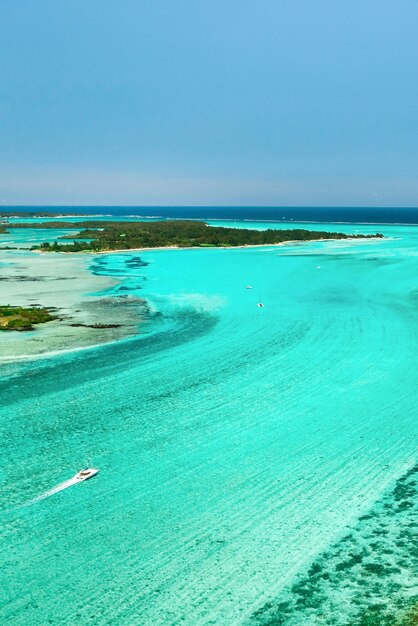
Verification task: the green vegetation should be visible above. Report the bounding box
[30,220,383,252]
[0,305,56,331]
[353,601,418,625]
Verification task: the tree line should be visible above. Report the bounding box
[30,220,383,252]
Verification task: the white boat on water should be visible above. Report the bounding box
[24,467,100,506]
[74,468,100,482]
[257,303,264,308]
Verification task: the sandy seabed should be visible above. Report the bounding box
[0,250,143,360]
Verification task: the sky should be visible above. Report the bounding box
[1,0,418,207]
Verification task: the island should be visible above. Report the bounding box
[0,305,56,331]
[28,220,383,252]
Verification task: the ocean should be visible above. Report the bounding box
[4,204,418,223]
[1,209,417,625]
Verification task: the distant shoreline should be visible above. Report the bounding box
[3,206,418,227]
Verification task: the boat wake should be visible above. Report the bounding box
[22,469,99,507]
[23,476,81,507]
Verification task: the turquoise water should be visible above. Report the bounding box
[1,222,418,624]
[0,227,83,248]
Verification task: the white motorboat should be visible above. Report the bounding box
[245,285,252,289]
[74,468,100,482]
[24,467,100,506]
[257,303,264,308]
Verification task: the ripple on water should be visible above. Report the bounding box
[1,230,418,625]
[249,465,418,626]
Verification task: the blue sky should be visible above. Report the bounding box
[1,1,418,206]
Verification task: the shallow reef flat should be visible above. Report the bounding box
[0,250,145,359]
[249,464,418,625]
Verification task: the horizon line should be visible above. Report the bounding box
[2,204,418,210]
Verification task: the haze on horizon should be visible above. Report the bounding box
[1,1,418,207]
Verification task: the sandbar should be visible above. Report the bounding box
[0,250,144,361]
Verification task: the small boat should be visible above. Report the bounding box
[74,468,100,482]
[24,467,100,505]
[245,285,253,289]
[257,303,264,308]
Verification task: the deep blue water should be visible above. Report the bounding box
[3,205,418,224]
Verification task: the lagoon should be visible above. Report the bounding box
[1,219,417,624]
